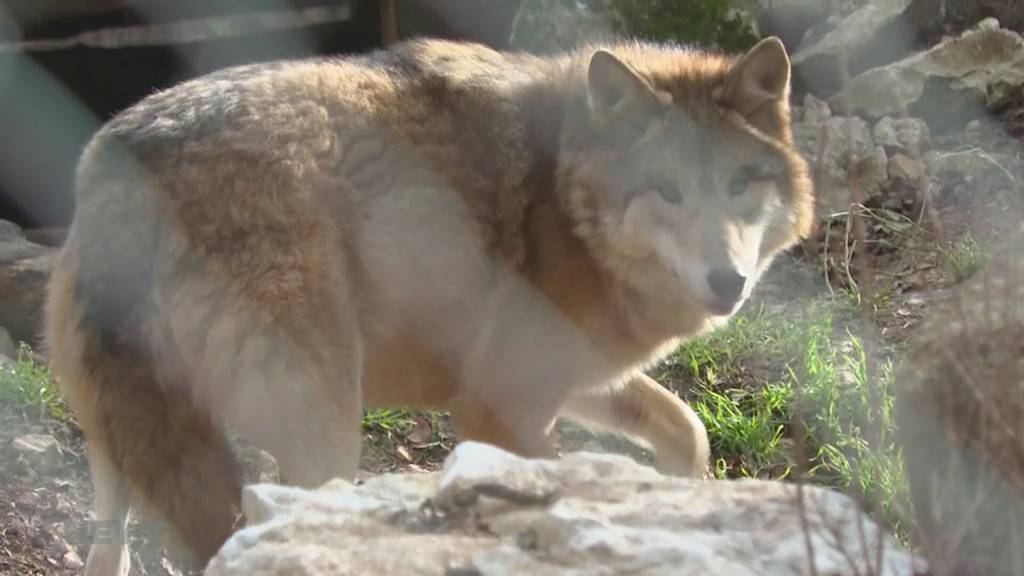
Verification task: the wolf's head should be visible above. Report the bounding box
[559,37,814,320]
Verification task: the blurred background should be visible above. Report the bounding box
[3,0,1022,237]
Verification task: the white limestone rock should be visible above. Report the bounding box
[207,443,923,576]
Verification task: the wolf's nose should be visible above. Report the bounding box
[707,268,746,303]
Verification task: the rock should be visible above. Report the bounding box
[0,326,15,361]
[755,0,831,51]
[207,442,922,576]
[791,0,913,95]
[963,119,985,142]
[888,153,925,183]
[0,219,25,241]
[977,16,1000,32]
[62,550,84,570]
[793,115,875,217]
[924,148,1016,190]
[256,450,279,485]
[0,219,57,345]
[896,247,1024,576]
[802,93,832,124]
[857,145,890,198]
[834,23,1024,126]
[873,116,931,153]
[904,0,1024,45]
[795,116,874,177]
[11,434,63,471]
[728,8,761,39]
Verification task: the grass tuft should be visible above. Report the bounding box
[362,408,417,433]
[0,344,67,421]
[944,234,985,282]
[658,301,909,533]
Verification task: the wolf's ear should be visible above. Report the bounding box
[587,50,662,126]
[721,37,790,116]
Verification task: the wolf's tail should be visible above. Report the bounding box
[44,144,241,570]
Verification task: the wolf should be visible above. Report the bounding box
[45,36,813,574]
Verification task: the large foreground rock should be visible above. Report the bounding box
[0,220,57,345]
[207,443,921,576]
[896,246,1024,576]
[834,20,1024,126]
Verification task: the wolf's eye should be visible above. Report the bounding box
[728,177,749,197]
[656,184,682,204]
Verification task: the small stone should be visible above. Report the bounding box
[255,450,279,484]
[964,119,984,141]
[11,434,63,471]
[62,550,84,570]
[857,146,889,198]
[889,154,926,184]
[977,17,1000,31]
[794,116,873,178]
[802,93,831,124]
[793,114,875,219]
[873,116,930,153]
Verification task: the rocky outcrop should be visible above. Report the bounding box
[790,0,913,95]
[0,220,56,346]
[833,20,1024,127]
[206,442,921,576]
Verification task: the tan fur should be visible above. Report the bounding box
[45,37,813,573]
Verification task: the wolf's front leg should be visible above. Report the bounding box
[447,392,558,459]
[445,276,614,462]
[562,374,711,477]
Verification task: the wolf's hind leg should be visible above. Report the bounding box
[561,374,710,477]
[83,447,131,576]
[222,349,363,489]
[66,340,242,569]
[212,299,364,489]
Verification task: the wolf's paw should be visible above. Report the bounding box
[654,451,710,478]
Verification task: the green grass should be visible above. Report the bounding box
[0,344,67,420]
[944,234,984,282]
[362,408,417,433]
[657,302,910,532]
[0,349,432,436]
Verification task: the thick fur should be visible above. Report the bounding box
[45,38,814,574]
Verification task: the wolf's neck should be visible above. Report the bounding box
[519,190,678,373]
[512,63,688,366]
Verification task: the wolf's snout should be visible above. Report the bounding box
[707,268,746,305]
